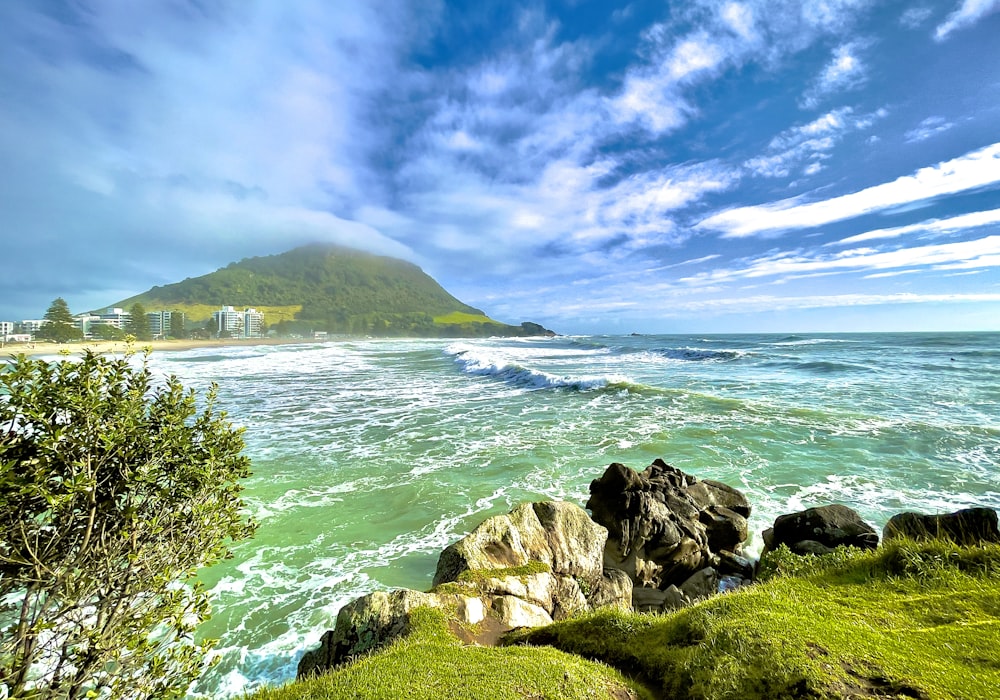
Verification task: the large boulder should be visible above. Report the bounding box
[762,504,878,557]
[883,507,1000,545]
[299,500,630,679]
[585,459,752,610]
[432,500,630,615]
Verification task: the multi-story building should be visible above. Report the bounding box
[73,313,100,337]
[18,320,47,337]
[98,307,131,329]
[147,310,185,339]
[212,306,263,339]
[0,321,13,340]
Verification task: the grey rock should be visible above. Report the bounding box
[764,504,878,557]
[883,507,1000,545]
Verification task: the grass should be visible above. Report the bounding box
[246,539,1000,699]
[432,311,500,325]
[247,607,649,700]
[510,539,1000,699]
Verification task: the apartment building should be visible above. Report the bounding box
[212,306,263,339]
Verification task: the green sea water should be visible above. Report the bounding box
[133,332,999,697]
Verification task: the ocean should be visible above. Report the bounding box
[95,333,1000,696]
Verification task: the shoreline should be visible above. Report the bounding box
[0,336,320,359]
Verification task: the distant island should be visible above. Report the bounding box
[110,243,554,339]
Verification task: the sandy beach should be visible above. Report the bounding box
[0,337,318,359]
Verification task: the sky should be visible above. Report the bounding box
[1,0,999,334]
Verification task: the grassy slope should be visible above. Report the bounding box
[248,608,649,700]
[513,540,1000,699]
[254,540,1000,700]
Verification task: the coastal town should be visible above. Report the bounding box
[0,303,265,344]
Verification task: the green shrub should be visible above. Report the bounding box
[0,349,256,699]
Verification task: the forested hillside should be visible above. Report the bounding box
[113,243,551,337]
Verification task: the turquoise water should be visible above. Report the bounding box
[134,333,999,697]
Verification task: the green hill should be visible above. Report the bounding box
[112,243,552,338]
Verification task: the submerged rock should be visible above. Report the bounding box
[762,504,878,557]
[883,507,1000,545]
[585,459,752,611]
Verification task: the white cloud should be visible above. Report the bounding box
[899,7,934,28]
[682,235,1000,284]
[661,292,1000,314]
[934,0,1000,40]
[702,142,1000,237]
[801,42,868,108]
[828,207,1000,245]
[745,106,885,178]
[904,116,955,143]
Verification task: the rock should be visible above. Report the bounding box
[631,586,668,612]
[764,504,878,557]
[679,567,717,602]
[586,459,752,593]
[490,595,554,628]
[717,550,755,579]
[297,589,477,678]
[586,568,633,610]
[661,585,689,611]
[883,507,1000,545]
[433,501,605,590]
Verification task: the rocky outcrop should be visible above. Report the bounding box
[883,507,1000,545]
[299,500,632,679]
[433,500,632,618]
[585,459,752,612]
[297,589,485,678]
[762,504,878,557]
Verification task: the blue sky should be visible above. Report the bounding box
[1,0,999,333]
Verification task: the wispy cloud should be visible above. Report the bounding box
[681,236,1000,284]
[934,0,1000,41]
[828,208,1000,245]
[801,41,869,108]
[904,116,955,143]
[700,142,1000,237]
[745,106,885,178]
[899,6,934,29]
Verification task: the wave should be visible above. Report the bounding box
[650,347,747,362]
[763,359,873,374]
[445,344,637,392]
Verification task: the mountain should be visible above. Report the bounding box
[111,243,552,338]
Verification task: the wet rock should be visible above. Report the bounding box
[717,550,755,579]
[883,507,1000,545]
[763,504,878,557]
[586,459,752,594]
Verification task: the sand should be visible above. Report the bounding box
[0,337,318,359]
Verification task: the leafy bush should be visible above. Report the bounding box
[0,349,256,699]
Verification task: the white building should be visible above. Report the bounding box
[99,307,131,329]
[0,321,13,340]
[148,310,185,339]
[73,314,100,337]
[19,320,47,337]
[212,306,263,339]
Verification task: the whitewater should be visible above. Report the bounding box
[108,333,998,696]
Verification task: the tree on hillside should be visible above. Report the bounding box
[36,297,83,343]
[126,301,152,341]
[0,349,256,699]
